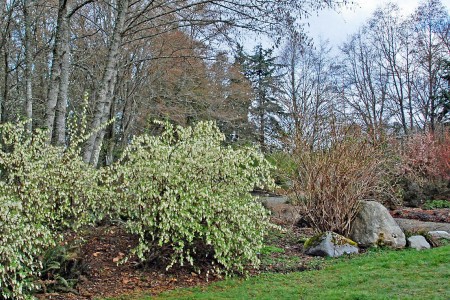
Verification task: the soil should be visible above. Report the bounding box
[36,225,219,299]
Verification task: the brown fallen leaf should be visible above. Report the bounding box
[93,252,102,257]
[113,252,125,262]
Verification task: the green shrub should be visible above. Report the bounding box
[38,243,83,294]
[423,199,450,210]
[0,190,55,299]
[0,119,274,297]
[265,151,296,189]
[0,122,103,231]
[109,121,275,274]
[0,121,103,299]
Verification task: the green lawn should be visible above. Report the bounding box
[125,245,450,300]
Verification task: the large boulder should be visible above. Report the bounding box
[407,235,431,250]
[304,231,359,257]
[350,201,406,248]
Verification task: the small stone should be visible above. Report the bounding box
[407,235,431,250]
[428,231,450,240]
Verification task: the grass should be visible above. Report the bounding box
[112,245,450,300]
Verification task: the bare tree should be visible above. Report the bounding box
[411,0,449,132]
[369,3,410,134]
[278,29,336,150]
[46,0,94,144]
[339,29,389,141]
[0,0,18,123]
[81,0,348,164]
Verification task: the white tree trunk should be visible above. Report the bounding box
[54,14,70,145]
[45,0,69,142]
[24,0,33,133]
[83,0,129,165]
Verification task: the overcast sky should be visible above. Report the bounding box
[307,0,450,47]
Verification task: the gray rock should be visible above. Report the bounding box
[408,235,431,250]
[350,200,406,248]
[304,231,359,257]
[394,218,450,233]
[428,231,450,240]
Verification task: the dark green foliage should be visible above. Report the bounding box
[236,44,285,151]
[265,151,296,188]
[38,243,84,294]
[423,199,450,209]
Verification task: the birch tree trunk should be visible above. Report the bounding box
[104,72,120,166]
[54,14,70,145]
[89,68,118,166]
[83,0,129,165]
[45,0,69,142]
[24,0,33,133]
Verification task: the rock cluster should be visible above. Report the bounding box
[302,200,450,257]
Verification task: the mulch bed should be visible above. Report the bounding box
[390,208,450,223]
[36,226,219,299]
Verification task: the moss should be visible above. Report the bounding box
[304,232,358,249]
[304,232,326,249]
[376,232,386,247]
[331,235,358,247]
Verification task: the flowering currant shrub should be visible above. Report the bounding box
[0,189,55,299]
[109,121,274,274]
[0,121,103,298]
[0,122,103,230]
